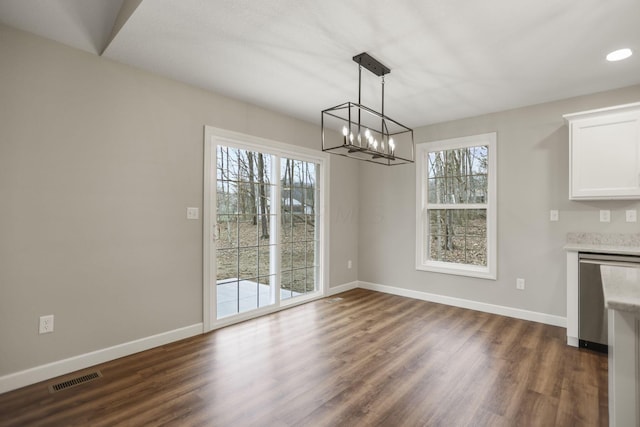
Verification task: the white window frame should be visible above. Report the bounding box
[203,126,330,332]
[415,132,497,280]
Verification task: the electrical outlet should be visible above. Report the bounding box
[39,315,54,334]
[347,260,352,269]
[626,210,637,222]
[599,210,611,223]
[516,278,525,290]
[549,210,559,221]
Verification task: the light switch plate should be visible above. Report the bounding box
[599,210,611,223]
[626,210,637,222]
[549,210,559,221]
[186,207,199,220]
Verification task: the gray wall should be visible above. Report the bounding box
[0,24,358,376]
[358,84,640,318]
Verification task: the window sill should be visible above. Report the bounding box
[416,262,496,280]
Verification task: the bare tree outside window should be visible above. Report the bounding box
[216,146,274,293]
[427,145,488,266]
[280,158,318,299]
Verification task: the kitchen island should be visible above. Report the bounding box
[601,264,640,427]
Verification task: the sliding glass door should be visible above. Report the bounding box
[215,146,277,318]
[205,129,325,325]
[280,158,319,300]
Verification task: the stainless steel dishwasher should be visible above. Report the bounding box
[578,252,640,353]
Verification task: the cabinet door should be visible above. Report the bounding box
[570,110,640,200]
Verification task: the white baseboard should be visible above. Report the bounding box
[326,281,359,296]
[1,280,566,394]
[0,323,203,394]
[0,281,360,394]
[358,281,567,328]
[567,336,579,347]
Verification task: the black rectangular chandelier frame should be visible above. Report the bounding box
[321,52,415,166]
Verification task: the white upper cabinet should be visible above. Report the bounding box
[564,102,640,200]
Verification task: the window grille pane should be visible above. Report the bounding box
[305,215,316,239]
[467,210,487,236]
[427,145,489,205]
[216,181,238,215]
[281,270,293,300]
[428,210,448,235]
[258,245,273,277]
[238,247,259,279]
[291,242,306,269]
[305,267,316,293]
[281,243,293,269]
[428,152,445,178]
[466,237,486,266]
[257,275,273,308]
[306,241,317,267]
[469,146,489,174]
[238,216,259,248]
[259,215,276,246]
[427,208,487,267]
[216,248,238,282]
[292,268,306,294]
[216,215,238,249]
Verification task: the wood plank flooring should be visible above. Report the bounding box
[0,289,608,426]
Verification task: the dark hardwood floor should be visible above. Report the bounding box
[0,289,607,426]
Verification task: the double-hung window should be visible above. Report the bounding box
[416,132,497,279]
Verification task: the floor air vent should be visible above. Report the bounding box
[49,370,102,393]
[326,297,344,303]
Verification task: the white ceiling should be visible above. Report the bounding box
[1,0,639,128]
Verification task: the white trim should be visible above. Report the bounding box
[566,251,579,346]
[212,291,326,330]
[563,101,640,122]
[210,281,355,330]
[326,281,359,296]
[358,281,566,328]
[0,323,202,394]
[204,126,325,162]
[415,132,497,280]
[203,126,215,332]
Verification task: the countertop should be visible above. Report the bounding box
[601,265,640,315]
[564,232,640,256]
[564,243,640,256]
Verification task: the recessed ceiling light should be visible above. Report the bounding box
[606,48,633,62]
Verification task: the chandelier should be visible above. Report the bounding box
[321,52,414,166]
